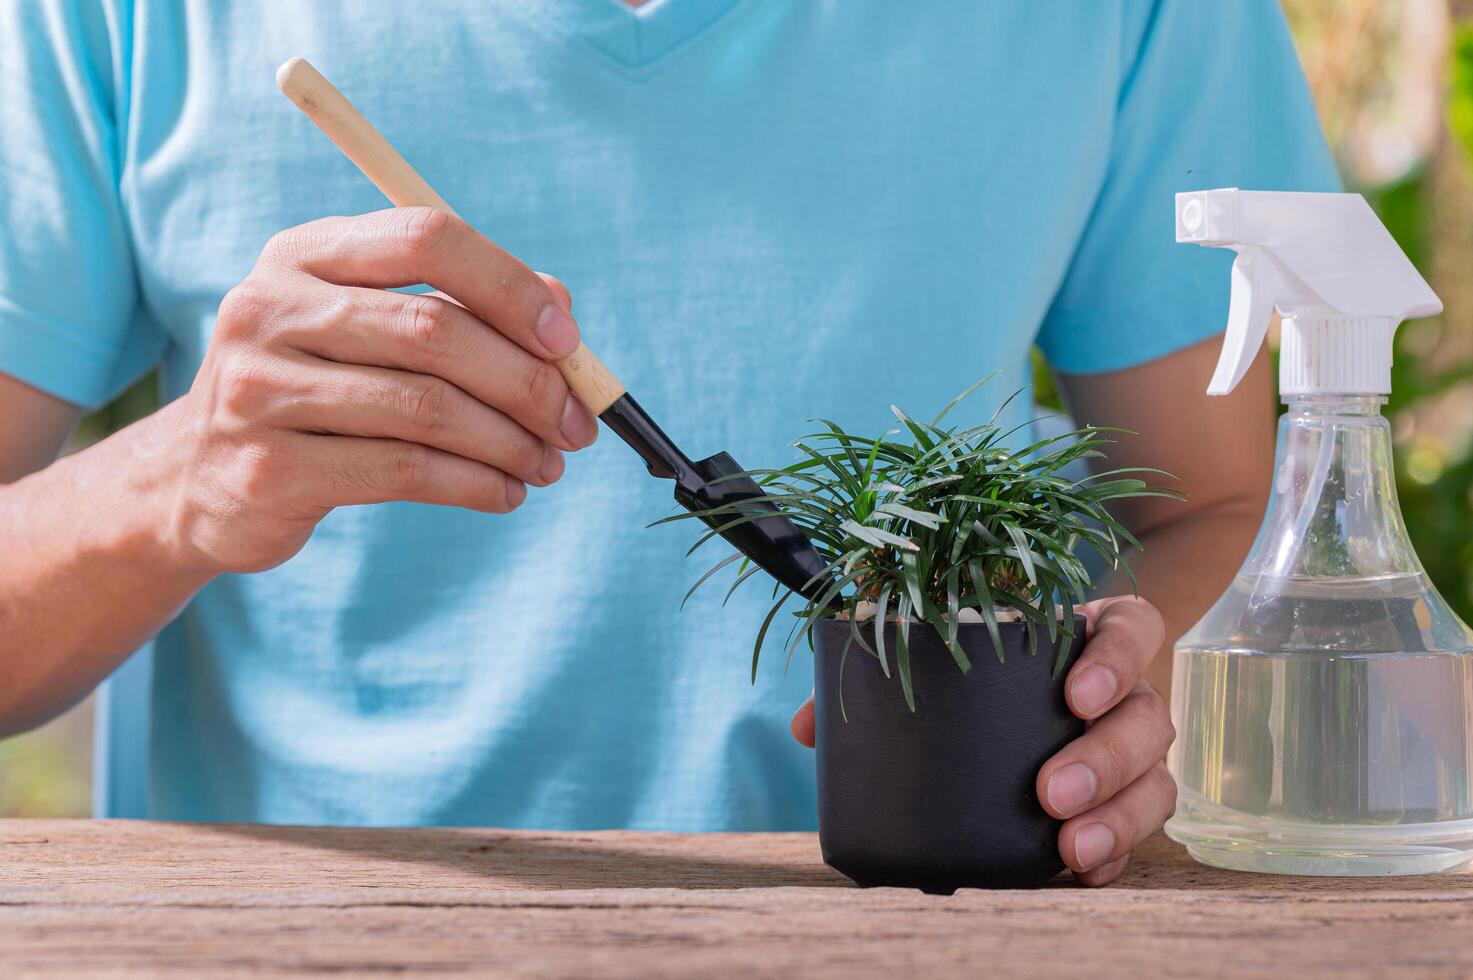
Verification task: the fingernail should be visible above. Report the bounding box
[1071,664,1118,717]
[539,444,565,485]
[559,394,599,448]
[1074,822,1116,870]
[1047,762,1097,816]
[506,478,527,508]
[535,304,580,357]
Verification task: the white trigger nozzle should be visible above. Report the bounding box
[1206,248,1279,396]
[1177,188,1441,397]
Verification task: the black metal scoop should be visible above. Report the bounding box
[600,394,835,605]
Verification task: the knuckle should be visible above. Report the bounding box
[1124,687,1175,754]
[217,281,273,337]
[400,295,454,359]
[519,359,565,421]
[260,226,308,267]
[236,441,279,498]
[396,206,455,256]
[215,360,271,418]
[260,229,292,261]
[1090,604,1160,671]
[1140,681,1170,719]
[1097,738,1131,791]
[1132,680,1165,711]
[1141,598,1164,627]
[314,289,355,334]
[1088,631,1125,664]
[404,378,451,433]
[1117,595,1166,646]
[511,433,545,478]
[1139,601,1166,648]
[1085,634,1136,679]
[1155,708,1178,753]
[389,443,430,495]
[1149,764,1179,818]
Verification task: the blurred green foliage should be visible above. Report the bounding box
[1373,176,1473,617]
[1375,21,1473,618]
[72,371,160,447]
[1452,23,1473,163]
[0,717,92,818]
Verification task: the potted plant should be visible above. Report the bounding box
[665,381,1180,893]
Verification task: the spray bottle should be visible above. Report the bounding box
[1168,188,1473,875]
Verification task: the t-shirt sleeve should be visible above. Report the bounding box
[0,0,163,409]
[1036,0,1341,375]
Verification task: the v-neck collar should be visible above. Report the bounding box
[536,0,746,72]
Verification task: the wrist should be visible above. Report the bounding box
[63,397,221,592]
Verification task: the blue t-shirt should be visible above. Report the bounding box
[0,1,1336,828]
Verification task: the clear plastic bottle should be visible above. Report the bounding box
[1167,395,1473,874]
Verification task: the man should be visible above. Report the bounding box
[0,0,1332,885]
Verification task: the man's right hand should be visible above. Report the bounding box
[166,206,599,574]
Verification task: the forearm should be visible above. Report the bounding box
[1098,499,1263,695]
[0,400,213,735]
[1058,339,1277,697]
[0,210,594,737]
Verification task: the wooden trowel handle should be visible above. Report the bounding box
[276,57,627,415]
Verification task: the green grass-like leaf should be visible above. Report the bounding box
[661,380,1184,709]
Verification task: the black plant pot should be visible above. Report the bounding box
[814,615,1086,893]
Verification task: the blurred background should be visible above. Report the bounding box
[4,0,1473,819]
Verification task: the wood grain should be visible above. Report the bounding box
[1,819,1471,978]
[276,58,456,217]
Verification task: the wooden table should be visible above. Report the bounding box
[2,819,1471,978]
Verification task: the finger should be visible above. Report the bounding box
[1075,854,1130,888]
[1058,763,1176,877]
[1067,595,1165,720]
[1036,682,1174,819]
[790,696,816,748]
[281,286,598,452]
[287,433,527,514]
[268,357,562,489]
[266,208,581,361]
[539,272,572,311]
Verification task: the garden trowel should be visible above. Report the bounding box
[276,58,836,605]
[597,393,835,603]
